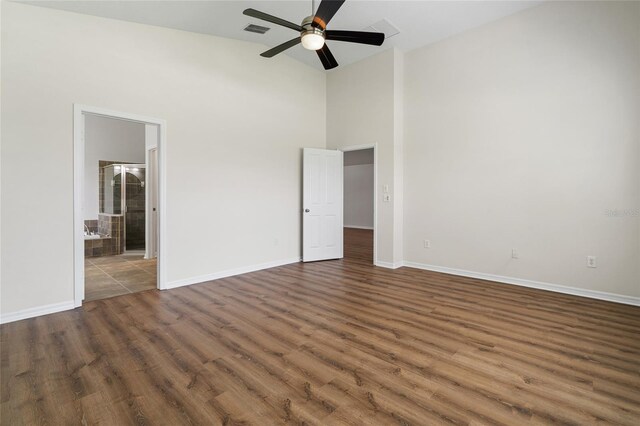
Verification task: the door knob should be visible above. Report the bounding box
[304,209,310,213]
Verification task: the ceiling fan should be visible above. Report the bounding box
[243,0,385,70]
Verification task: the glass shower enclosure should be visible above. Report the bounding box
[101,164,146,252]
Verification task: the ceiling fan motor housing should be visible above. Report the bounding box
[301,15,325,50]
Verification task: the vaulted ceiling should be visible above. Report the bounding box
[19,1,541,70]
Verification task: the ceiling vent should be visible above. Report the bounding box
[244,24,270,34]
[364,19,400,39]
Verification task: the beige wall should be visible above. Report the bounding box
[1,2,325,317]
[403,1,640,298]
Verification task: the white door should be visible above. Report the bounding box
[303,148,344,262]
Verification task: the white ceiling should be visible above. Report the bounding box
[18,0,542,71]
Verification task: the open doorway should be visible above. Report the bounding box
[74,106,165,305]
[342,146,376,264]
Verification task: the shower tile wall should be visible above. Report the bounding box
[85,237,112,257]
[84,215,126,257]
[125,170,145,251]
[98,160,108,213]
[84,213,124,257]
[99,214,125,254]
[85,219,98,233]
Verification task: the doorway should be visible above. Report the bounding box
[341,145,376,264]
[73,105,166,306]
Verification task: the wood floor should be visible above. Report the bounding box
[2,229,640,425]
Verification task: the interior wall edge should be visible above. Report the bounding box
[403,261,640,307]
[374,260,404,269]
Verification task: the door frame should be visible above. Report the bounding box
[73,104,168,307]
[145,147,158,260]
[339,144,377,265]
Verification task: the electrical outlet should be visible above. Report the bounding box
[587,256,597,268]
[423,240,431,248]
[511,248,519,259]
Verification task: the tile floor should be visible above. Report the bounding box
[84,254,157,301]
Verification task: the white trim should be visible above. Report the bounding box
[375,260,404,269]
[144,145,158,260]
[1,301,75,324]
[344,225,374,230]
[73,107,85,306]
[73,104,168,308]
[403,261,640,307]
[166,258,301,290]
[339,144,377,265]
[144,146,150,259]
[340,143,377,152]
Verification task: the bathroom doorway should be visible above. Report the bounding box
[74,105,166,306]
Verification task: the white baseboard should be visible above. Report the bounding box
[5,259,636,323]
[166,257,301,290]
[403,261,640,307]
[375,260,404,269]
[344,225,374,230]
[0,300,76,324]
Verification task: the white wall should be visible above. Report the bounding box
[344,149,374,229]
[2,0,638,321]
[326,49,403,266]
[1,2,325,318]
[404,1,640,298]
[393,50,404,265]
[84,114,145,220]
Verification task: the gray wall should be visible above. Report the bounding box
[344,149,374,229]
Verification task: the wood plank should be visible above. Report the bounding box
[2,229,639,425]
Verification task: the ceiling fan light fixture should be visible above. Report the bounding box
[245,1,384,70]
[301,29,325,50]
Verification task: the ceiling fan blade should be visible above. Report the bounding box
[316,44,339,70]
[325,30,385,46]
[260,38,302,58]
[243,8,302,32]
[312,0,345,29]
